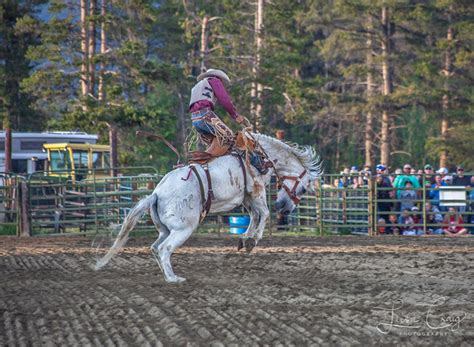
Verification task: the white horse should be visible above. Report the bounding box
[95,133,322,283]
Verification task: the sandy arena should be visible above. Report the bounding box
[0,234,473,346]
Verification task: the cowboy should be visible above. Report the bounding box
[189,69,246,157]
[189,69,270,173]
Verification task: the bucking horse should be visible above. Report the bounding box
[95,133,323,283]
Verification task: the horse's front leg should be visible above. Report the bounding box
[240,192,269,252]
[238,200,259,251]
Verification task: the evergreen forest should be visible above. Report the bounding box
[1,0,473,173]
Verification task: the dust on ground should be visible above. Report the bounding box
[1,234,473,346]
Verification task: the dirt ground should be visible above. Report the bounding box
[0,234,473,346]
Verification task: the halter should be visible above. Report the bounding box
[241,128,308,205]
[277,169,307,204]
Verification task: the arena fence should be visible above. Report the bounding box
[0,170,472,236]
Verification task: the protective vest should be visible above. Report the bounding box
[189,78,217,107]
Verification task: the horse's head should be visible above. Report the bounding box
[253,134,323,215]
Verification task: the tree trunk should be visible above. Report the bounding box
[380,6,393,166]
[177,92,188,158]
[88,0,97,97]
[365,16,375,167]
[335,119,342,170]
[109,125,118,177]
[200,16,209,73]
[98,0,107,102]
[80,0,89,105]
[439,25,453,168]
[4,126,12,173]
[251,0,264,131]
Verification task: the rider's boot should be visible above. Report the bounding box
[205,137,230,157]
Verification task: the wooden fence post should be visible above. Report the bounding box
[19,181,31,237]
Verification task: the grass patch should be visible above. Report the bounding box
[0,224,17,236]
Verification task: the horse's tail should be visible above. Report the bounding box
[94,193,157,270]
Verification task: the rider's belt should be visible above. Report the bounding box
[191,108,212,121]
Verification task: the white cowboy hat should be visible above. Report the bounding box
[197,69,231,85]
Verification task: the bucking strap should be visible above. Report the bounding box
[190,164,213,221]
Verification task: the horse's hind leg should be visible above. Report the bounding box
[154,227,194,283]
[149,201,171,272]
[150,226,170,273]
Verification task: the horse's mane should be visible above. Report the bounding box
[252,133,324,181]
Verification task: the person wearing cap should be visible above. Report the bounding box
[189,69,245,156]
[452,165,471,187]
[189,69,270,173]
[393,163,421,202]
[423,164,435,184]
[375,171,393,220]
[452,165,471,217]
[437,167,449,176]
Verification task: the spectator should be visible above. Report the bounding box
[393,163,421,200]
[443,175,453,186]
[361,166,371,185]
[400,181,417,211]
[376,173,393,220]
[377,218,386,235]
[422,164,436,185]
[410,206,424,234]
[437,167,449,178]
[410,168,417,175]
[452,165,470,186]
[349,167,363,189]
[469,177,474,233]
[452,165,471,216]
[338,167,351,188]
[385,214,400,235]
[376,164,387,174]
[430,174,447,208]
[425,202,444,235]
[398,209,416,235]
[443,207,468,236]
[391,168,402,184]
[419,164,435,201]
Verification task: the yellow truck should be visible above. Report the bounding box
[43,143,111,182]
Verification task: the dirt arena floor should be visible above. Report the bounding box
[0,234,473,346]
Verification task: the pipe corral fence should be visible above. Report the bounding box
[0,170,472,236]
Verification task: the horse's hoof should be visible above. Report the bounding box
[245,238,256,252]
[237,238,244,251]
[165,276,186,283]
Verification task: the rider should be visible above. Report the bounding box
[189,68,269,173]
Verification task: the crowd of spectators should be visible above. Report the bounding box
[334,163,473,236]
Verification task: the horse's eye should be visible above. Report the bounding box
[301,187,307,195]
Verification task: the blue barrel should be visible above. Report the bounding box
[228,216,250,235]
